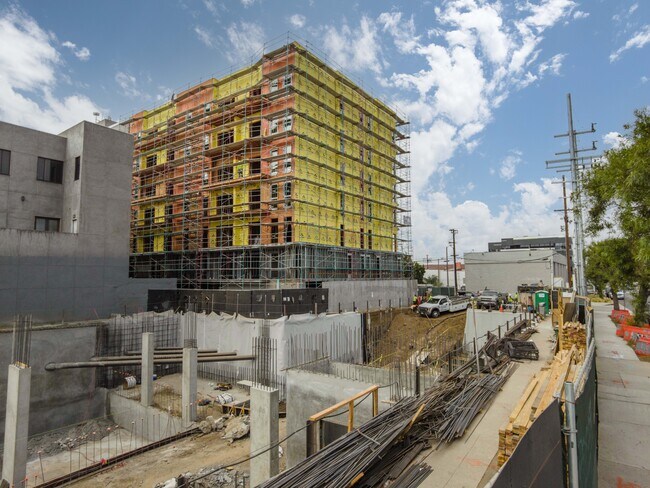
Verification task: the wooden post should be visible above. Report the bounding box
[372,390,378,416]
[347,401,354,432]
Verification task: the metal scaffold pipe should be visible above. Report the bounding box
[125,348,223,355]
[96,351,236,361]
[45,355,255,371]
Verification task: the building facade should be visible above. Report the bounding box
[464,249,568,295]
[423,263,465,289]
[127,42,411,289]
[0,120,174,323]
[488,236,570,254]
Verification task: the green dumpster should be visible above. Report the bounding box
[534,290,550,315]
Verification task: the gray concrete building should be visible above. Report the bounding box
[464,249,568,294]
[0,120,174,324]
[488,236,570,254]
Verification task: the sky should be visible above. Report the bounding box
[0,0,648,262]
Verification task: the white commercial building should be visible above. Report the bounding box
[464,249,568,295]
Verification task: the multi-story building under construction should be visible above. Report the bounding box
[128,41,411,289]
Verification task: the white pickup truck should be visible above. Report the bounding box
[417,295,470,318]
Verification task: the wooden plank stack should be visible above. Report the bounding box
[560,321,587,357]
[498,346,578,466]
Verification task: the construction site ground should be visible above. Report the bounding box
[372,310,468,366]
[594,303,650,487]
[415,311,556,487]
[67,418,287,487]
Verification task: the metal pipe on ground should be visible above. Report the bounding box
[45,355,255,371]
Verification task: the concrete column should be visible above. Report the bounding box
[141,332,154,407]
[250,385,279,487]
[182,347,197,426]
[2,364,32,488]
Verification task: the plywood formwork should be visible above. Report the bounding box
[127,39,411,289]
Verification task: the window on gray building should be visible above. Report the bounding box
[34,217,60,232]
[37,157,63,183]
[0,149,10,175]
[74,156,81,181]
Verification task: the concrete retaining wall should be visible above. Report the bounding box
[185,311,363,371]
[323,279,417,313]
[285,367,392,468]
[0,228,176,324]
[464,309,525,350]
[0,323,106,443]
[108,392,184,442]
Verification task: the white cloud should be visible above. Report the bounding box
[240,0,257,7]
[610,25,650,62]
[374,1,577,256]
[573,10,589,20]
[225,21,264,63]
[410,120,458,195]
[381,1,574,172]
[378,11,420,54]
[602,131,627,149]
[322,16,384,74]
[61,40,91,61]
[499,150,523,180]
[411,178,563,257]
[0,7,100,132]
[194,25,214,47]
[538,53,566,76]
[642,75,648,83]
[630,3,639,15]
[115,71,140,98]
[203,0,225,16]
[289,14,306,28]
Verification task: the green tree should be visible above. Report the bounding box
[585,239,634,310]
[424,275,443,286]
[412,261,426,283]
[582,109,650,323]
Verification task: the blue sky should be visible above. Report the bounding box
[1,0,648,260]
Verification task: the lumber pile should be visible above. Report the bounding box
[560,321,587,357]
[498,347,578,466]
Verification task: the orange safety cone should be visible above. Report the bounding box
[499,304,504,312]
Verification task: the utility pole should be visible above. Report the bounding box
[450,229,458,296]
[445,247,450,292]
[436,258,441,284]
[545,93,599,297]
[562,176,573,289]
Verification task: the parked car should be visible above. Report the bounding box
[617,291,625,300]
[477,290,503,310]
[418,295,470,318]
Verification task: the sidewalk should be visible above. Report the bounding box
[417,313,556,487]
[594,303,650,487]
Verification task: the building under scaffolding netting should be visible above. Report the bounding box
[125,36,411,289]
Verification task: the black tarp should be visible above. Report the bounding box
[491,400,566,488]
[575,357,598,487]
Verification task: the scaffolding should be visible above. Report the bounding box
[127,37,411,289]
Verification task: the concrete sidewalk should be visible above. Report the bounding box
[594,303,650,488]
[417,313,556,488]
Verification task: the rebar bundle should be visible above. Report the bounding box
[261,326,524,487]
